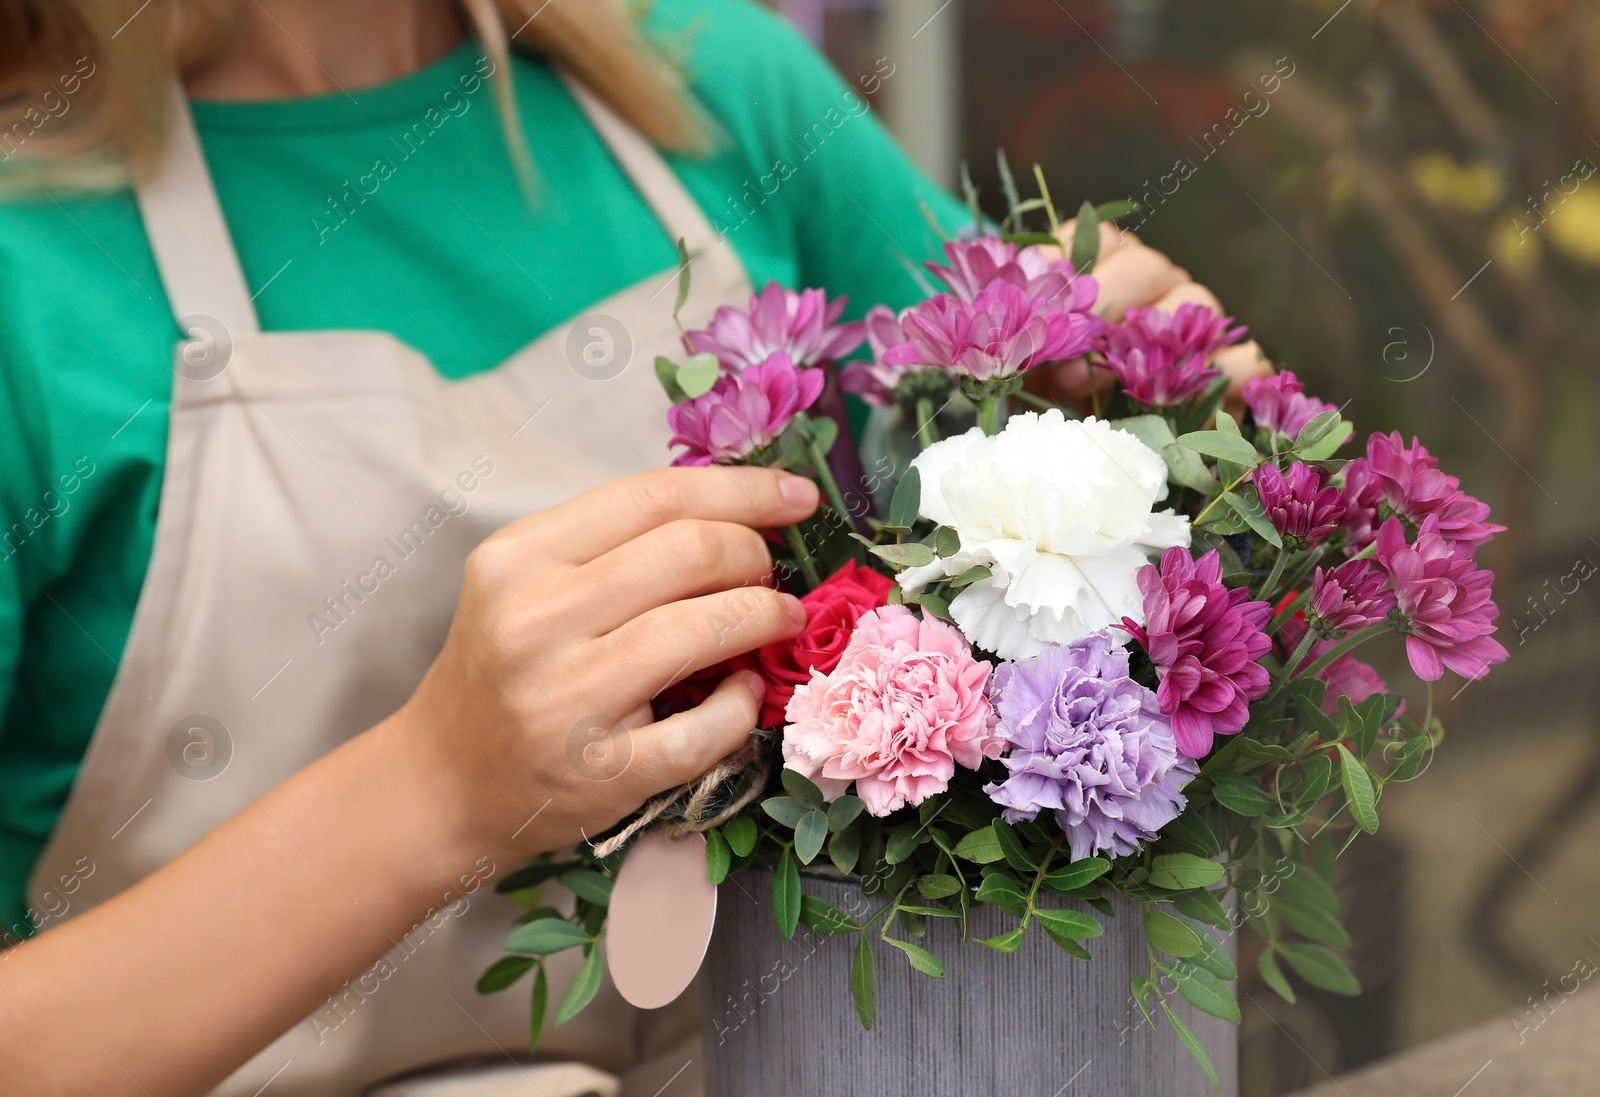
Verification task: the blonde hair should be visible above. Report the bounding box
[0,0,710,191]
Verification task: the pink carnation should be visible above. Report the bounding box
[782,605,1001,817]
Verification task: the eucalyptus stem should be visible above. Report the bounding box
[915,397,939,448]
[804,431,853,526]
[782,525,821,589]
[977,393,1002,436]
[1191,458,1269,528]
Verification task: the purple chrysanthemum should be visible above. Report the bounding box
[686,281,865,371]
[1253,462,1346,545]
[926,236,1099,314]
[982,632,1197,861]
[1119,547,1273,759]
[1308,558,1396,633]
[1241,370,1338,439]
[1365,432,1504,550]
[1375,515,1507,682]
[1096,303,1246,408]
[667,352,824,466]
[884,281,1095,382]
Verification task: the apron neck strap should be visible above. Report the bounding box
[134,83,262,337]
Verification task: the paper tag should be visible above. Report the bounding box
[606,827,718,1009]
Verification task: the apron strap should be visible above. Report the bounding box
[559,72,723,260]
[133,83,262,338]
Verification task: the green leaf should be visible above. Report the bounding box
[1189,927,1237,981]
[1157,813,1222,858]
[918,873,962,900]
[1298,418,1355,462]
[1292,410,1343,454]
[934,525,961,557]
[672,237,692,317]
[1222,489,1283,549]
[953,825,1006,863]
[885,822,925,865]
[527,963,548,1054]
[1033,907,1104,939]
[1110,414,1176,453]
[1159,961,1241,1024]
[703,829,731,885]
[1130,976,1156,1027]
[827,827,860,874]
[772,849,801,939]
[1177,429,1260,467]
[978,926,1026,952]
[807,414,839,457]
[1042,925,1093,959]
[885,936,947,978]
[851,932,877,1029]
[1148,853,1226,891]
[1094,199,1141,221]
[826,795,864,833]
[794,809,829,864]
[1214,408,1242,437]
[761,795,807,830]
[1337,743,1379,833]
[914,590,953,622]
[887,466,922,531]
[1160,998,1220,1089]
[477,954,536,994]
[654,355,688,403]
[1042,856,1111,892]
[1276,895,1352,949]
[555,946,603,1026]
[1345,694,1381,760]
[1071,199,1100,272]
[1278,942,1361,995]
[495,860,568,895]
[723,815,758,858]
[675,353,719,399]
[1294,695,1341,742]
[1144,909,1203,958]
[974,871,1028,906]
[999,231,1062,248]
[1211,771,1276,817]
[1162,442,1221,497]
[1258,948,1297,1003]
[503,918,591,956]
[1172,888,1232,931]
[870,542,936,569]
[798,894,861,935]
[948,564,992,587]
[781,768,824,809]
[559,870,613,907]
[992,820,1038,872]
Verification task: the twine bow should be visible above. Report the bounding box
[590,737,771,859]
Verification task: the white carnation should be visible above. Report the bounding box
[899,409,1190,660]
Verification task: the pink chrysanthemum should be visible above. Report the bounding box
[1096,303,1246,408]
[884,281,1095,382]
[1374,515,1507,682]
[926,236,1099,314]
[1309,558,1396,633]
[840,305,922,407]
[666,352,824,466]
[687,281,865,371]
[1253,462,1346,545]
[1119,547,1273,759]
[1365,432,1504,550]
[1241,370,1338,439]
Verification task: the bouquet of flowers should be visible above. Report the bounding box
[480,178,1507,1085]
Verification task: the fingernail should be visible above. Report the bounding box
[732,670,765,699]
[778,474,818,509]
[782,593,807,627]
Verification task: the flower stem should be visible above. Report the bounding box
[1257,547,1291,602]
[1191,459,1268,528]
[1266,588,1311,637]
[977,393,1002,436]
[1086,358,1101,419]
[804,430,854,527]
[915,397,939,448]
[1300,625,1386,682]
[782,524,821,589]
[1279,626,1319,682]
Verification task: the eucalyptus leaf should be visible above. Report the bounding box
[654,356,687,403]
[871,542,937,569]
[1178,430,1260,467]
[949,564,993,587]
[675,353,719,399]
[888,466,922,531]
[1222,489,1283,549]
[934,525,961,557]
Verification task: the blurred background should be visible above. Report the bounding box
[762,0,1600,1092]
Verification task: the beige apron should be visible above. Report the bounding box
[26,74,750,1097]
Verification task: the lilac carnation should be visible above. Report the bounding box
[1097,303,1245,408]
[687,281,865,371]
[983,632,1197,861]
[1253,462,1345,545]
[667,352,823,466]
[1241,370,1337,439]
[885,281,1094,382]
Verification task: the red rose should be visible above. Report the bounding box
[736,560,894,728]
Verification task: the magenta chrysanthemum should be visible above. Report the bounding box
[1308,558,1396,633]
[1253,462,1346,545]
[840,305,922,407]
[1241,370,1337,439]
[884,281,1095,382]
[686,281,865,371]
[1365,432,1504,549]
[1096,303,1246,408]
[666,352,824,466]
[1119,547,1272,758]
[1375,515,1507,682]
[926,236,1099,314]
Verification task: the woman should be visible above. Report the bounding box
[0,1,1268,1094]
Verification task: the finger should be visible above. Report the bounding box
[1153,280,1224,315]
[1214,341,1275,406]
[1089,245,1187,321]
[598,584,805,699]
[628,671,765,792]
[577,519,775,635]
[513,466,818,565]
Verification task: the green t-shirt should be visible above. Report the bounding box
[0,0,965,939]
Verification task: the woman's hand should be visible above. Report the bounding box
[1035,220,1274,410]
[383,465,820,873]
